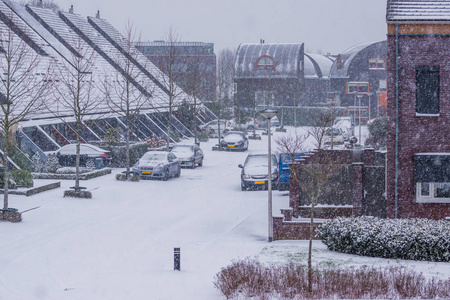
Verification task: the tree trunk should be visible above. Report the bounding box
[308,197,316,294]
[75,121,81,189]
[126,117,131,179]
[3,143,9,210]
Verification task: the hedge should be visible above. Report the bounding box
[317,216,450,262]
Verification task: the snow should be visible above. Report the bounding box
[0,127,449,300]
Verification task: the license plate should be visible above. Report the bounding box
[255,181,265,184]
[228,145,235,148]
[142,171,152,174]
[180,161,183,163]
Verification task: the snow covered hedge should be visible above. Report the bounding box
[317,217,450,262]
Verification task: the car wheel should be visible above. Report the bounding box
[163,169,169,181]
[86,159,95,168]
[198,159,203,167]
[241,182,246,191]
[175,166,181,178]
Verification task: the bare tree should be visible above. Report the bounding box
[183,55,212,144]
[101,22,152,179]
[50,36,100,192]
[152,27,187,150]
[215,48,234,146]
[23,0,60,12]
[0,15,53,210]
[276,109,338,293]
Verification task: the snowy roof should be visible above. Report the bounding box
[234,43,303,79]
[387,0,450,23]
[329,41,386,78]
[304,53,334,79]
[0,0,195,123]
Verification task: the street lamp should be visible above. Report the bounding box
[357,94,363,147]
[260,108,278,242]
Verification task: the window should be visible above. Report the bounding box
[415,154,450,203]
[256,55,275,70]
[416,66,440,115]
[379,79,387,91]
[368,58,385,70]
[345,82,369,94]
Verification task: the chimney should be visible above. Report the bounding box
[96,10,100,18]
[69,5,73,13]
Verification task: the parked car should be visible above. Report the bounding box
[278,152,305,191]
[56,143,111,168]
[199,119,231,137]
[324,127,345,145]
[334,117,353,141]
[220,131,249,151]
[132,151,181,180]
[238,152,278,191]
[171,144,204,168]
[229,117,258,131]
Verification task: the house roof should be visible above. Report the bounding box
[329,41,386,78]
[387,0,450,23]
[234,43,303,79]
[234,43,333,80]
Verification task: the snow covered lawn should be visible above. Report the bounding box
[0,128,448,300]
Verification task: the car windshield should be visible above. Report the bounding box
[225,132,244,139]
[245,155,276,168]
[326,128,340,136]
[141,152,167,161]
[172,146,194,154]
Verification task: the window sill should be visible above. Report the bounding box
[416,198,450,204]
[416,113,440,117]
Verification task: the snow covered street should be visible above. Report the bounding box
[1,128,448,300]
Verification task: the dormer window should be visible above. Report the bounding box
[256,55,275,70]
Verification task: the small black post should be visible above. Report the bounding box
[174,247,180,271]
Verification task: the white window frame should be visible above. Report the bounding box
[416,182,450,203]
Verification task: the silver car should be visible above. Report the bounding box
[132,151,181,180]
[170,144,204,168]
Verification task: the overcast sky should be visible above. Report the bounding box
[54,0,387,55]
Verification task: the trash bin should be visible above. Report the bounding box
[95,158,103,169]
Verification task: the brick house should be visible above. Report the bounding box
[386,0,450,219]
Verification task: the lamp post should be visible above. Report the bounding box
[357,94,363,147]
[260,108,278,242]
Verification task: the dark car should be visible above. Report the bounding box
[171,144,204,168]
[238,152,278,191]
[56,143,111,168]
[132,151,181,180]
[220,131,249,151]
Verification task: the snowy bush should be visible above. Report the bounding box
[32,153,44,173]
[317,216,450,262]
[145,135,166,148]
[214,258,450,299]
[43,153,61,173]
[10,169,33,188]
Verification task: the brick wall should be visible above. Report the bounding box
[386,31,450,219]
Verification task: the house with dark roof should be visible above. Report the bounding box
[386,0,450,219]
[329,41,387,120]
[233,43,333,126]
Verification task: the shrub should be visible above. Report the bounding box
[104,142,148,168]
[115,172,140,181]
[10,169,33,188]
[43,153,61,173]
[317,216,450,262]
[213,258,450,299]
[32,153,44,173]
